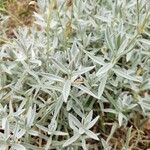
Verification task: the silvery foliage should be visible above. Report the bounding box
[0,0,150,149]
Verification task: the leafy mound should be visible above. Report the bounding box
[0,0,150,149]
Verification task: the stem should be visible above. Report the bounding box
[136,0,140,25]
[46,7,51,53]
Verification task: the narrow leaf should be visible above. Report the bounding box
[63,134,80,147]
[117,38,128,54]
[73,66,95,77]
[112,68,141,82]
[98,75,107,99]
[86,116,99,129]
[105,28,114,53]
[85,130,99,141]
[51,58,69,74]
[84,51,105,65]
[84,110,93,125]
[62,80,71,102]
[96,63,113,76]
[139,39,150,46]
[68,113,82,131]
[12,144,26,150]
[73,84,98,99]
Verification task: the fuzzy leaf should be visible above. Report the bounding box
[96,63,113,76]
[112,68,141,82]
[63,134,80,147]
[62,80,71,102]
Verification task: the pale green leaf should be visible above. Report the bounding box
[62,80,71,102]
[96,63,113,76]
[112,68,141,82]
[63,134,80,147]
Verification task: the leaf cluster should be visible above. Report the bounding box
[0,0,150,149]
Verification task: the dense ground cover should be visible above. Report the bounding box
[0,0,150,149]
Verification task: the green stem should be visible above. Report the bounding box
[136,0,140,25]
